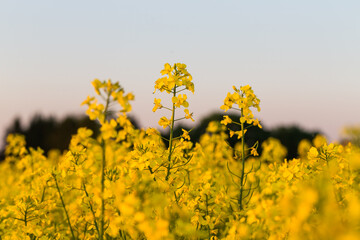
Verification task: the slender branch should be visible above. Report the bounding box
[100,89,111,240]
[53,173,76,240]
[165,85,177,181]
[239,108,246,210]
[227,161,241,179]
[83,181,100,237]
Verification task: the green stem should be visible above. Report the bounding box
[40,186,46,202]
[83,181,100,237]
[100,90,111,240]
[53,174,76,240]
[165,85,177,181]
[83,222,88,240]
[239,109,246,211]
[24,209,27,226]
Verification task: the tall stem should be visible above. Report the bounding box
[53,174,76,240]
[165,85,177,181]
[83,181,100,237]
[100,90,111,240]
[239,108,245,210]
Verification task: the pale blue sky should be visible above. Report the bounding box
[1,0,360,146]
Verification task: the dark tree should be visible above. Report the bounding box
[160,112,321,160]
[271,125,320,159]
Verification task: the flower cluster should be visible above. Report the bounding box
[1,65,360,240]
[154,63,194,94]
[81,79,134,124]
[221,85,261,127]
[153,63,194,129]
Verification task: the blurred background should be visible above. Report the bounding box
[1,0,360,157]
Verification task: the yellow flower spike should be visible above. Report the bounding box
[153,98,162,112]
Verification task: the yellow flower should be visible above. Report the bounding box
[240,85,251,92]
[172,94,188,108]
[158,116,171,129]
[178,94,189,107]
[126,92,135,101]
[81,95,95,106]
[160,63,173,75]
[154,77,167,93]
[308,147,319,159]
[220,104,231,112]
[221,115,232,126]
[155,63,194,94]
[113,91,134,113]
[232,85,240,92]
[176,63,187,70]
[251,148,259,156]
[100,119,117,140]
[253,119,262,128]
[182,129,191,140]
[313,134,327,148]
[167,76,176,89]
[91,79,103,95]
[85,100,104,121]
[220,85,261,129]
[229,129,247,139]
[184,109,194,121]
[153,98,162,112]
[146,128,159,136]
[186,81,195,93]
[229,130,235,138]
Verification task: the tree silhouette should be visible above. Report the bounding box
[1,112,320,162]
[0,114,101,160]
[161,112,320,160]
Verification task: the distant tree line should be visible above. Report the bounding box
[0,112,320,161]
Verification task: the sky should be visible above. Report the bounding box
[1,0,360,147]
